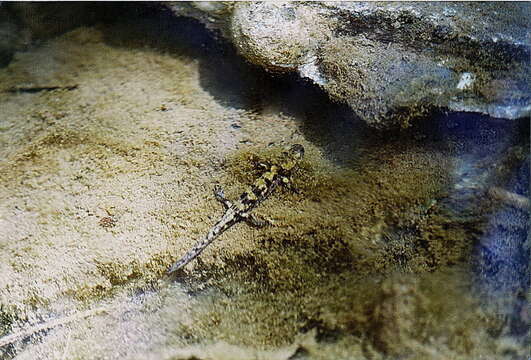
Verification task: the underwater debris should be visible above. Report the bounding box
[4,84,78,93]
[0,306,112,349]
[488,186,530,210]
[98,216,117,229]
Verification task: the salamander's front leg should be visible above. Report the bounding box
[281,176,300,194]
[214,185,233,209]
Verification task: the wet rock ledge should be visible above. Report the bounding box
[167,1,530,128]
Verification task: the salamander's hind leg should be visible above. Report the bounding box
[214,185,233,209]
[241,213,272,228]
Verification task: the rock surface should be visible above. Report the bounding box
[167,2,531,128]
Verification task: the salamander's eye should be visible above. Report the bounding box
[254,162,270,172]
[289,144,305,159]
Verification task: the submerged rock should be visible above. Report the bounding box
[6,2,101,39]
[0,5,29,67]
[167,2,531,128]
[0,2,114,68]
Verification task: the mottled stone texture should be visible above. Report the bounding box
[167,2,530,128]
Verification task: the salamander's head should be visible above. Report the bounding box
[288,144,305,161]
[280,144,305,171]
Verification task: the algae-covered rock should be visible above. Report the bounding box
[167,1,531,128]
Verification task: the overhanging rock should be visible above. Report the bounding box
[167,2,530,128]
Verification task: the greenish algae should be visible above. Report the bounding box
[174,138,500,358]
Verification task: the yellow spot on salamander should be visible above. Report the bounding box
[246,191,258,201]
[255,178,267,189]
[264,171,275,181]
[281,161,295,171]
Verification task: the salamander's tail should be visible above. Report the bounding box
[167,236,214,274]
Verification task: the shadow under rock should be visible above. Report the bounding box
[99,4,272,110]
[97,3,376,166]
